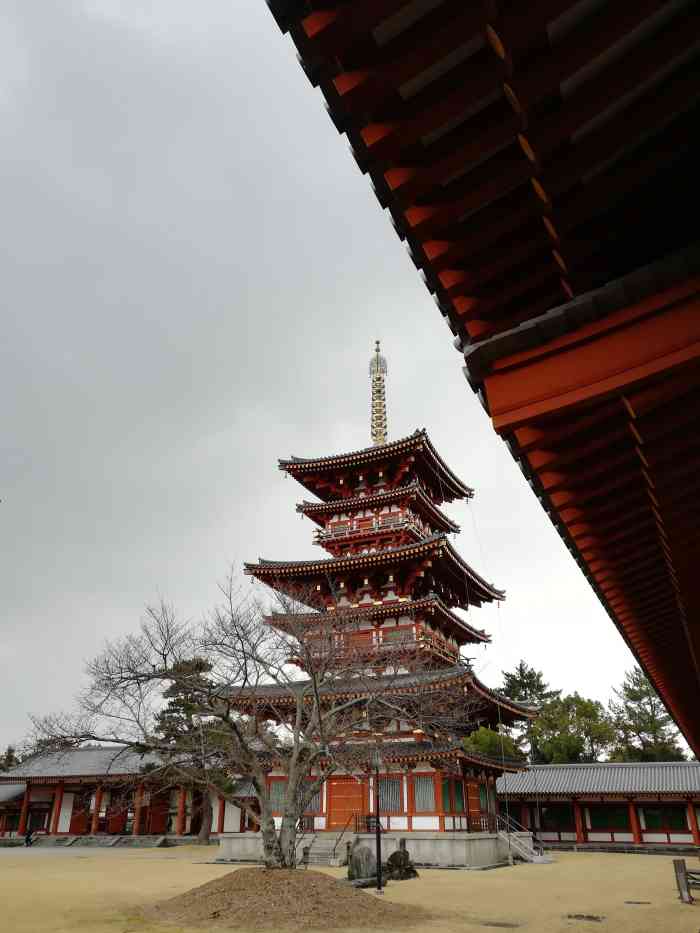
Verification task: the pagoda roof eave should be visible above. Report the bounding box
[265,595,490,644]
[296,481,460,533]
[345,740,524,773]
[245,534,504,606]
[227,664,536,723]
[469,673,539,723]
[279,429,473,502]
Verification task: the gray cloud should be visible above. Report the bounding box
[0,1,634,746]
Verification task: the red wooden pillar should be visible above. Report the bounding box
[176,786,187,836]
[50,783,65,835]
[687,801,700,846]
[521,803,530,830]
[406,773,414,832]
[133,784,144,836]
[629,801,642,844]
[217,796,225,835]
[91,786,103,835]
[18,785,31,836]
[434,773,444,831]
[573,800,585,844]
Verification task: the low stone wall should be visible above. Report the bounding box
[218,831,534,868]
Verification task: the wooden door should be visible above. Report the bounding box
[327,778,364,830]
[69,793,90,835]
[148,791,170,834]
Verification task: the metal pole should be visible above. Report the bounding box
[375,766,383,894]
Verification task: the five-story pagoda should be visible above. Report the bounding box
[245,343,533,833]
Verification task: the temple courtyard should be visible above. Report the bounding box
[0,845,696,932]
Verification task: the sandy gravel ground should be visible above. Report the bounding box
[0,845,697,933]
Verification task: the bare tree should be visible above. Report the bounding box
[32,572,484,867]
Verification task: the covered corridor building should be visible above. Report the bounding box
[497,761,700,847]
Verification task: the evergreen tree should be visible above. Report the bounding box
[531,693,615,763]
[463,726,526,763]
[608,667,685,761]
[500,661,560,762]
[154,657,217,843]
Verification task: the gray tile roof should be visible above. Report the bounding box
[497,762,700,796]
[0,746,160,781]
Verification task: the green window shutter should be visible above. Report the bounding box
[643,806,687,831]
[454,781,465,813]
[479,784,487,810]
[441,779,450,812]
[589,805,629,830]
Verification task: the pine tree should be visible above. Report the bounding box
[530,693,615,763]
[608,667,685,761]
[154,657,216,842]
[463,726,526,763]
[500,661,560,762]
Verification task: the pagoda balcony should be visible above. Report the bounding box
[313,514,426,545]
[290,626,460,667]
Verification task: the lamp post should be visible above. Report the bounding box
[371,747,384,895]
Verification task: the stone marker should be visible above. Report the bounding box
[348,838,376,881]
[385,838,419,881]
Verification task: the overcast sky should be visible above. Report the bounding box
[0,1,636,748]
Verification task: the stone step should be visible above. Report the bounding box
[71,835,116,847]
[33,835,76,847]
[115,835,167,848]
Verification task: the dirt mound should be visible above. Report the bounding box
[147,867,426,930]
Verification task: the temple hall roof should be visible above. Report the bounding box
[280,429,473,504]
[0,746,160,783]
[497,761,700,797]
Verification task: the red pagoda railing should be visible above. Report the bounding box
[314,514,426,544]
[294,627,459,665]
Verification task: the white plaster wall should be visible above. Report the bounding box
[670,833,693,843]
[560,832,577,841]
[314,816,326,830]
[223,802,241,833]
[613,832,634,842]
[390,816,408,830]
[210,793,219,832]
[587,832,613,842]
[412,816,439,830]
[57,793,74,833]
[642,832,667,843]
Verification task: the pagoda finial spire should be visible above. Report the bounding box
[369,339,388,446]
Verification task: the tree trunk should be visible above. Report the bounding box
[258,804,298,869]
[260,810,285,868]
[197,792,212,845]
[277,812,299,869]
